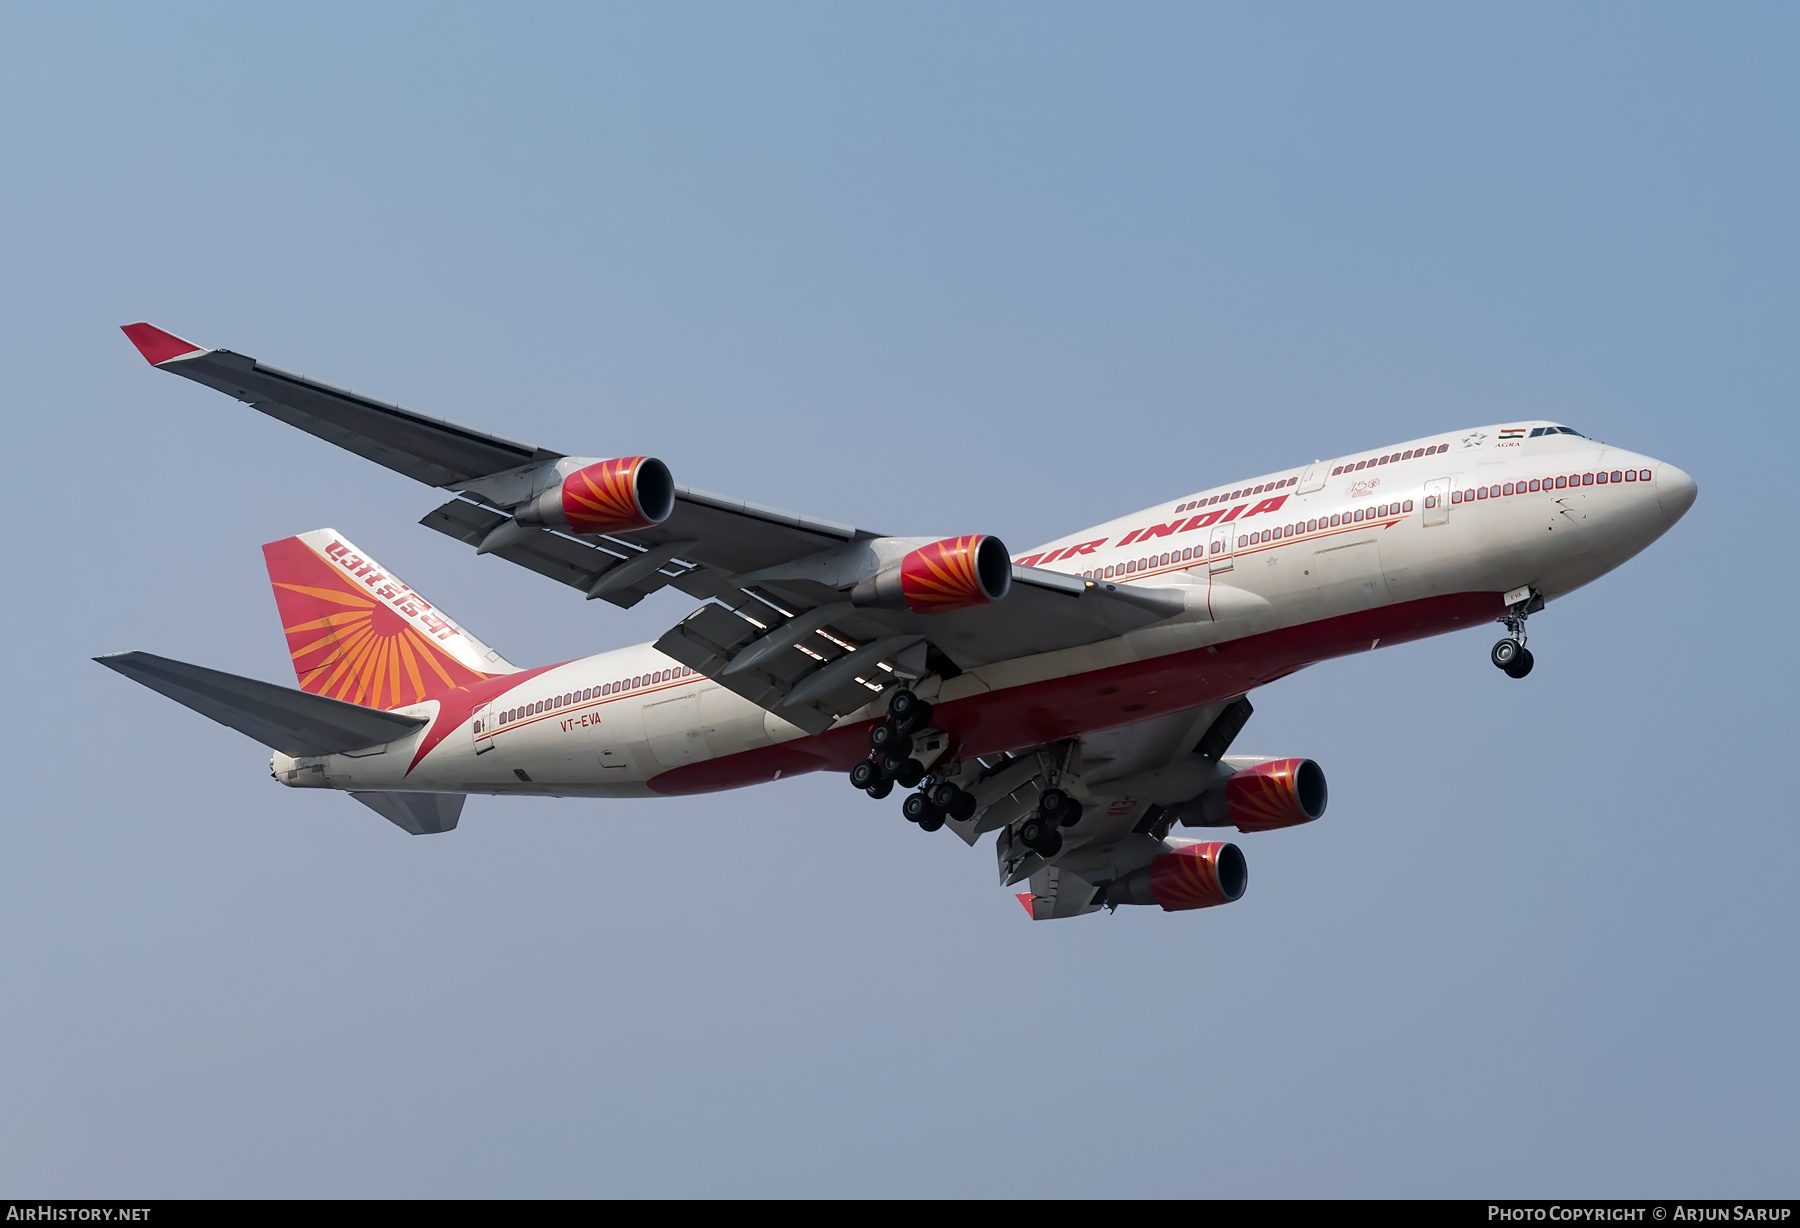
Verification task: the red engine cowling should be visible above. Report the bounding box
[1175,757,1328,832]
[516,456,675,536]
[1100,841,1247,911]
[851,534,1012,613]
[1224,758,1328,831]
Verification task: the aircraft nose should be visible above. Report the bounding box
[1655,463,1698,525]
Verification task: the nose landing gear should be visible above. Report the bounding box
[1491,589,1544,679]
[1491,637,1533,678]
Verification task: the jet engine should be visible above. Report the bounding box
[1099,841,1247,911]
[850,534,1012,613]
[1173,757,1328,832]
[515,456,675,536]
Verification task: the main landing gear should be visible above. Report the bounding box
[1491,589,1545,680]
[848,689,976,834]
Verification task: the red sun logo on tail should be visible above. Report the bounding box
[263,536,496,709]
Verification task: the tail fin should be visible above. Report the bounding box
[263,528,517,709]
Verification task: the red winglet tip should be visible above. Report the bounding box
[120,322,204,365]
[1016,892,1037,918]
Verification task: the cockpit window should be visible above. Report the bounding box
[1530,426,1587,438]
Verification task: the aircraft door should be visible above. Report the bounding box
[473,703,496,754]
[1423,478,1451,528]
[1208,525,1235,573]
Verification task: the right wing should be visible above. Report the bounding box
[124,324,1197,733]
[941,697,1258,912]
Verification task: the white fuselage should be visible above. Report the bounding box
[273,423,1693,799]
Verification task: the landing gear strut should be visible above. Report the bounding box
[1491,590,1543,680]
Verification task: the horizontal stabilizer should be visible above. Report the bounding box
[95,651,427,756]
[351,791,464,835]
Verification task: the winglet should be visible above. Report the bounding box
[1016,892,1038,918]
[120,322,206,366]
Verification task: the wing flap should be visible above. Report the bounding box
[420,498,719,609]
[1019,864,1104,920]
[96,651,427,756]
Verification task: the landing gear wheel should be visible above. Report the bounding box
[902,792,938,824]
[869,720,907,754]
[865,778,894,800]
[1505,647,1535,679]
[849,759,883,791]
[1057,796,1085,827]
[888,690,932,731]
[1019,816,1064,856]
[880,752,912,776]
[1038,787,1069,817]
[903,793,947,832]
[893,757,925,789]
[929,781,976,822]
[1491,638,1522,671]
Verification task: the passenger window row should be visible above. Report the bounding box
[1238,501,1413,548]
[1176,474,1298,515]
[498,666,695,726]
[1075,499,1419,579]
[1446,469,1649,506]
[1333,445,1445,476]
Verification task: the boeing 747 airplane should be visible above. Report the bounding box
[100,323,1696,919]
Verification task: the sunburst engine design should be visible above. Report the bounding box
[1100,841,1248,911]
[1171,758,1328,833]
[851,534,1012,613]
[517,456,676,536]
[1223,758,1328,832]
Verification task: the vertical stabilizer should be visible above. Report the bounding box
[262,529,517,708]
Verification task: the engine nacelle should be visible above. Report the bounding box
[515,456,675,536]
[1101,841,1247,911]
[1175,757,1328,832]
[850,534,1012,613]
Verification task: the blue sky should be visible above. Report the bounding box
[1,2,1793,1196]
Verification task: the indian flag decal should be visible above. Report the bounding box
[1499,428,1528,440]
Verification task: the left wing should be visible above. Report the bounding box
[124,324,1189,732]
